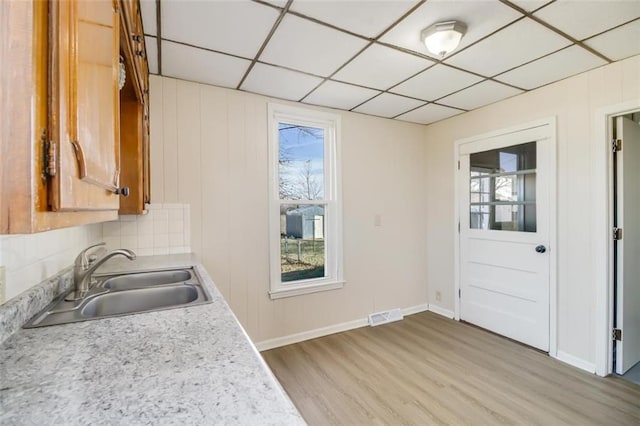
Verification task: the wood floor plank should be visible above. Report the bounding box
[262,312,640,425]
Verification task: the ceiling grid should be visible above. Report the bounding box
[139,0,640,125]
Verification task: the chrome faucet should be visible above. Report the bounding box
[67,243,136,301]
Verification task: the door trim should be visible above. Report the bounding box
[594,100,640,377]
[453,117,558,357]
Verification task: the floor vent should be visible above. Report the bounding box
[368,308,404,327]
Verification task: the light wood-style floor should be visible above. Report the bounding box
[262,312,640,425]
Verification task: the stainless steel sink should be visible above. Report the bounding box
[101,269,192,290]
[81,285,200,317]
[24,267,211,328]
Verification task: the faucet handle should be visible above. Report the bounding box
[75,242,107,269]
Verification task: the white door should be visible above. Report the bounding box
[616,116,640,374]
[459,124,553,351]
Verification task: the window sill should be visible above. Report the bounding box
[269,280,345,300]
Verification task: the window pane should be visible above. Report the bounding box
[470,141,536,174]
[469,142,537,232]
[280,204,326,282]
[279,123,325,200]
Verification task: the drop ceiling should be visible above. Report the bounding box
[140,0,640,125]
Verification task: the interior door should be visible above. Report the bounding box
[459,124,552,351]
[616,116,640,374]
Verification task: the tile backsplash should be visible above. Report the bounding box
[101,203,191,256]
[0,223,103,303]
[0,203,191,305]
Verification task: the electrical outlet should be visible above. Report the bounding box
[435,291,441,302]
[0,266,5,304]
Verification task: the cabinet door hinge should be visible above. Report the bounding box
[613,328,622,341]
[458,160,460,170]
[458,221,460,233]
[458,288,461,298]
[613,139,622,152]
[42,130,56,179]
[613,227,623,241]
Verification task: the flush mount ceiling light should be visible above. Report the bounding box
[421,21,467,58]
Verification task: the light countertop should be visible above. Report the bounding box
[0,254,304,425]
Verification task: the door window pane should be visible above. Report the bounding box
[278,123,324,200]
[280,204,326,282]
[470,142,536,232]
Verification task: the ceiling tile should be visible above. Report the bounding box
[241,63,324,101]
[438,80,523,110]
[396,103,463,125]
[445,18,571,76]
[353,93,424,118]
[496,45,607,90]
[534,0,640,41]
[145,36,158,74]
[303,81,380,111]
[509,1,554,13]
[260,14,369,77]
[260,0,288,6]
[162,41,251,88]
[290,0,418,38]
[140,0,156,36]
[162,1,280,58]
[379,0,521,59]
[332,44,433,90]
[584,19,640,62]
[391,64,483,101]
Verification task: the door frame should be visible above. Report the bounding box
[453,117,558,357]
[594,100,640,377]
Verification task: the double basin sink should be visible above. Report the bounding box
[25,268,211,328]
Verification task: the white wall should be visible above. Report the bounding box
[149,75,429,342]
[424,55,640,367]
[0,223,103,303]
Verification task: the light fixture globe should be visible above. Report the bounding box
[421,21,467,57]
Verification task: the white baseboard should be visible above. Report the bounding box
[554,350,596,374]
[255,303,430,351]
[428,304,455,319]
[403,303,430,316]
[255,318,368,351]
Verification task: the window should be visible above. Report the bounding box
[470,142,536,232]
[268,104,343,299]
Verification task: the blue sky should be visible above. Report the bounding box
[279,123,324,199]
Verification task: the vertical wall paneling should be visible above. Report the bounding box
[562,74,591,361]
[622,59,640,103]
[244,96,268,336]
[149,76,164,203]
[176,81,202,258]
[199,85,231,299]
[149,75,429,342]
[162,79,179,202]
[226,91,249,325]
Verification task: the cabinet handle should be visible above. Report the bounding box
[71,140,87,179]
[136,50,145,58]
[132,34,142,43]
[115,187,130,197]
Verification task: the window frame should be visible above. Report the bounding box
[267,103,344,299]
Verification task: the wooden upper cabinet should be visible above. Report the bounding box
[49,0,121,211]
[0,0,149,233]
[0,0,120,234]
[118,0,150,214]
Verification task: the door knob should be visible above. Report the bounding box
[535,245,546,253]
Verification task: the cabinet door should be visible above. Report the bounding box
[49,0,120,211]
